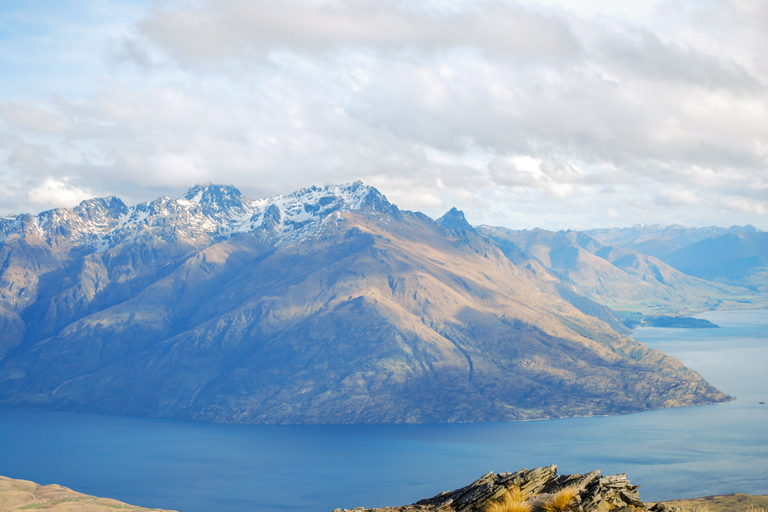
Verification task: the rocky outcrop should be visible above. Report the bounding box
[332,466,679,512]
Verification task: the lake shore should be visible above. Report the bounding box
[3,474,766,512]
[0,309,765,512]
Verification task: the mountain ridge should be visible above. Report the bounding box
[477,225,754,314]
[0,181,385,252]
[660,232,768,291]
[0,182,731,424]
[586,224,762,259]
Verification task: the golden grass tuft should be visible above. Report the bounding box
[745,507,766,512]
[485,501,532,512]
[485,486,531,512]
[506,485,526,503]
[541,487,579,512]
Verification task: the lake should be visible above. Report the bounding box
[1,309,766,511]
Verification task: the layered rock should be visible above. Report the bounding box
[332,466,679,512]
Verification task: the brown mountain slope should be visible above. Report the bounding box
[1,189,729,424]
[0,476,175,512]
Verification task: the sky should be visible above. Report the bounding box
[0,0,766,230]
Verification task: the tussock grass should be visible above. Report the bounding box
[485,501,532,512]
[506,485,526,503]
[541,487,578,512]
[745,507,766,512]
[19,498,86,509]
[485,486,531,512]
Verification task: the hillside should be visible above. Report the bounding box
[586,225,761,259]
[0,476,175,512]
[661,232,768,292]
[477,226,747,314]
[663,494,768,512]
[3,473,765,512]
[0,183,729,424]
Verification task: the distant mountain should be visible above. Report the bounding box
[587,224,760,259]
[436,207,475,231]
[661,232,768,291]
[0,183,729,424]
[477,226,745,314]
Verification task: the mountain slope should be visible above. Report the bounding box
[661,232,768,291]
[0,475,176,512]
[0,183,729,424]
[587,224,761,259]
[477,226,747,314]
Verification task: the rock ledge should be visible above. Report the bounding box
[333,466,679,512]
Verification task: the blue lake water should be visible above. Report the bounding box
[1,309,766,511]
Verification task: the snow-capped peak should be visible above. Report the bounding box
[7,182,391,252]
[238,181,388,243]
[182,184,244,208]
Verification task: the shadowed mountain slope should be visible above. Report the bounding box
[0,184,729,424]
[661,232,768,291]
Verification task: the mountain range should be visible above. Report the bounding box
[587,225,767,293]
[586,224,761,258]
[661,232,768,292]
[0,183,741,423]
[478,226,758,315]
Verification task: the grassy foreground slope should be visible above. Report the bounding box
[661,494,768,512]
[2,474,766,512]
[0,476,175,512]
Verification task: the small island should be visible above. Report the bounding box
[642,315,720,329]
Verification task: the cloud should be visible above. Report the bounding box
[599,27,763,92]
[0,102,72,135]
[656,187,702,207]
[27,178,92,208]
[135,0,581,63]
[0,0,766,230]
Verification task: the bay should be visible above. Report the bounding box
[1,309,766,512]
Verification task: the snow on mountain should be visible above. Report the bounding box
[239,181,384,242]
[0,216,20,243]
[8,181,386,252]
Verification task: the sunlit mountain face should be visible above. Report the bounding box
[0,183,731,424]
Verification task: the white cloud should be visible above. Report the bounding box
[134,0,581,63]
[27,178,92,209]
[656,187,702,207]
[0,0,766,230]
[0,102,71,135]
